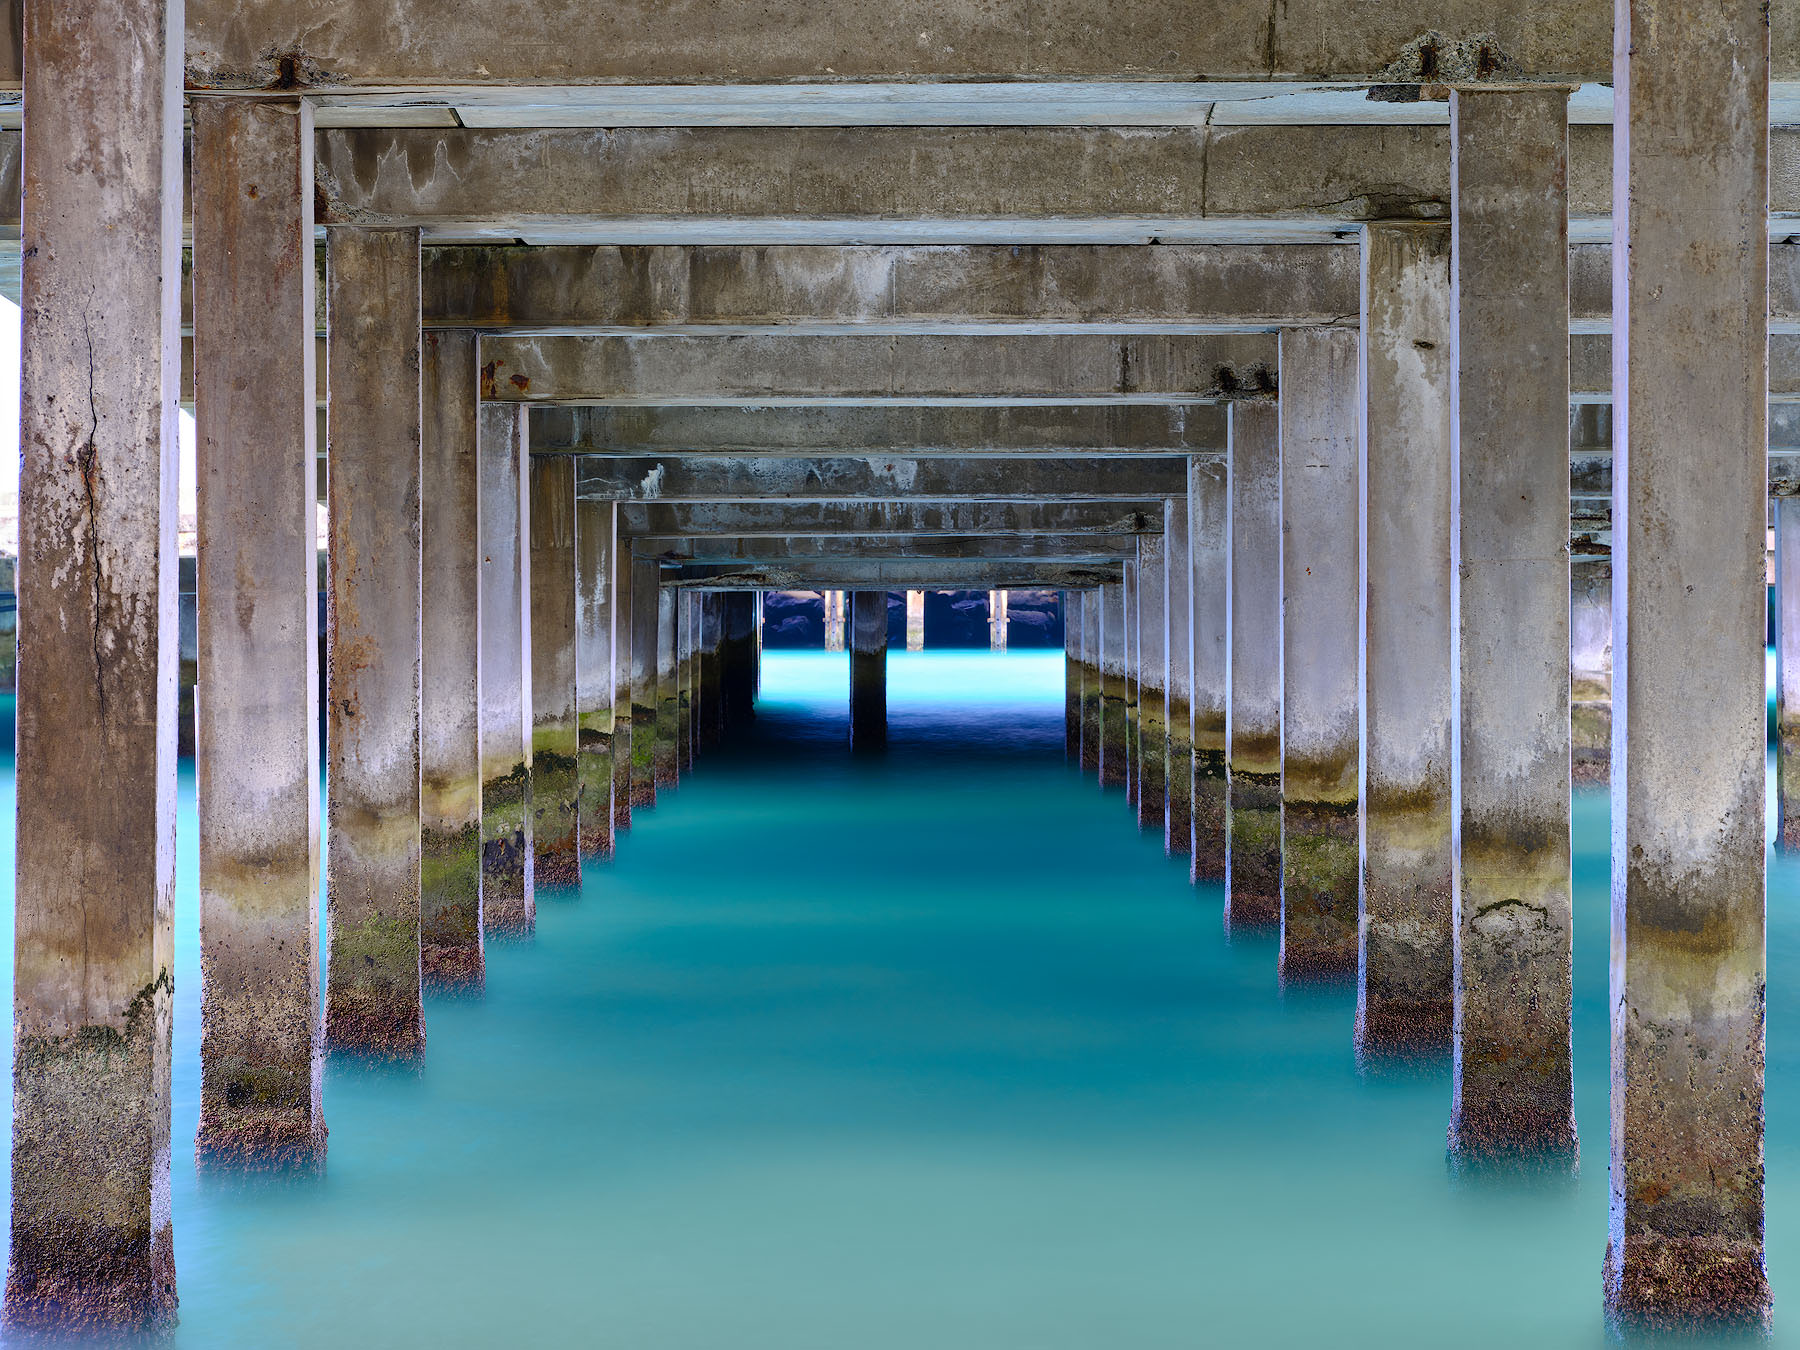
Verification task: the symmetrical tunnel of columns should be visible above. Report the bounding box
[6,0,1794,1333]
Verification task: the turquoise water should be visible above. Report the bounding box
[0,652,1797,1346]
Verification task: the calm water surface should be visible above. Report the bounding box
[0,651,1798,1347]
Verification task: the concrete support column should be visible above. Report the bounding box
[324,227,424,1061]
[700,595,725,749]
[677,592,696,772]
[1779,502,1800,846]
[1080,591,1103,776]
[824,589,847,652]
[575,498,617,861]
[8,0,184,1326]
[722,592,757,727]
[610,523,635,833]
[1137,536,1169,834]
[1606,0,1771,1325]
[1191,458,1230,883]
[1064,591,1083,759]
[1124,561,1141,808]
[419,331,485,990]
[1449,86,1575,1161]
[850,590,889,750]
[906,590,926,651]
[191,98,327,1167]
[989,590,1009,650]
[1099,581,1129,788]
[528,455,581,892]
[1572,559,1614,787]
[1166,502,1194,858]
[655,583,680,787]
[1227,403,1283,932]
[630,555,661,806]
[1278,326,1361,981]
[478,404,535,937]
[1358,221,1455,1061]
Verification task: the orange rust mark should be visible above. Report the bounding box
[509,374,530,392]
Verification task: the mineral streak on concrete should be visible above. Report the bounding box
[1448,86,1576,1163]
[655,581,681,787]
[323,227,425,1064]
[1098,581,1129,789]
[1190,456,1230,883]
[7,0,182,1326]
[850,590,889,752]
[722,592,758,727]
[906,589,926,651]
[575,496,617,861]
[1123,561,1140,810]
[1136,537,1169,835]
[529,455,582,893]
[190,98,327,1168]
[1605,0,1772,1326]
[419,329,485,993]
[610,519,635,833]
[1064,591,1083,760]
[1277,326,1361,982]
[1164,499,1194,858]
[1357,221,1455,1064]
[1571,559,1614,787]
[630,554,661,807]
[478,404,536,938]
[1226,402,1283,933]
[1080,588,1103,776]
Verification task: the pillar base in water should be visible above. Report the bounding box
[1604,1239,1771,1334]
[532,752,583,892]
[423,943,486,994]
[1279,799,1359,981]
[422,820,484,995]
[482,840,536,938]
[1192,750,1228,884]
[1225,778,1281,932]
[4,1225,177,1336]
[1353,998,1453,1069]
[325,993,425,1065]
[196,1112,328,1173]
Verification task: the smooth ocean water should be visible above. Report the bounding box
[0,651,1796,1347]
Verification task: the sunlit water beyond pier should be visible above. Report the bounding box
[0,650,1797,1348]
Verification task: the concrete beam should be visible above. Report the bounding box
[576,454,1191,501]
[634,534,1141,563]
[615,500,1166,539]
[668,562,1123,590]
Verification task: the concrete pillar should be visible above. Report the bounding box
[575,498,617,861]
[630,555,661,807]
[1099,581,1129,788]
[1278,327,1360,981]
[1166,501,1194,859]
[824,589,847,652]
[1191,458,1230,883]
[191,98,327,1166]
[1064,591,1083,759]
[1606,0,1771,1325]
[324,227,423,1061]
[1357,221,1454,1061]
[906,590,926,651]
[1124,561,1141,808]
[1080,591,1103,776]
[754,592,765,693]
[723,592,757,725]
[1137,536,1169,835]
[989,589,1009,650]
[655,583,680,787]
[1449,86,1575,1161]
[1779,502,1800,847]
[700,594,725,749]
[610,523,635,833]
[851,590,889,750]
[478,404,535,937]
[1227,403,1283,932]
[677,591,696,772]
[529,455,581,892]
[1572,558,1614,787]
[419,330,485,990]
[8,0,183,1327]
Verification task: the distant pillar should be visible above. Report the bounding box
[1099,581,1129,788]
[1165,501,1194,858]
[655,583,680,787]
[1064,590,1083,759]
[722,592,757,726]
[1124,562,1141,808]
[419,330,485,990]
[1137,537,1169,834]
[8,0,183,1328]
[1779,502,1800,847]
[1606,0,1771,1326]
[1190,458,1230,883]
[610,524,635,834]
[1571,558,1614,787]
[906,590,926,651]
[528,455,581,892]
[823,589,847,652]
[1278,327,1360,981]
[1080,591,1103,776]
[677,592,696,772]
[191,97,328,1164]
[1226,403,1282,932]
[700,595,725,749]
[574,497,617,861]
[629,555,660,808]
[1357,221,1454,1060]
[478,404,535,937]
[850,590,889,750]
[324,227,424,1060]
[1448,86,1575,1161]
[989,589,1009,650]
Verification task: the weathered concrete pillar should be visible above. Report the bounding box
[851,590,889,750]
[610,522,635,832]
[1137,537,1169,834]
[191,98,327,1168]
[1779,502,1800,847]
[8,0,184,1326]
[823,589,847,652]
[324,227,424,1061]
[677,591,696,772]
[1571,558,1614,787]
[478,404,535,937]
[1099,581,1130,788]
[419,330,484,990]
[1357,221,1455,1061]
[722,592,758,727]
[906,590,926,651]
[700,594,725,749]
[1065,591,1083,759]
[630,555,661,807]
[1448,86,1575,1161]
[1165,502,1194,859]
[1191,458,1230,883]
[1227,403,1283,931]
[1278,326,1360,981]
[989,589,1009,650]
[1124,561,1140,809]
[1080,591,1103,776]
[655,583,680,787]
[575,497,617,861]
[529,455,581,892]
[1606,0,1771,1325]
